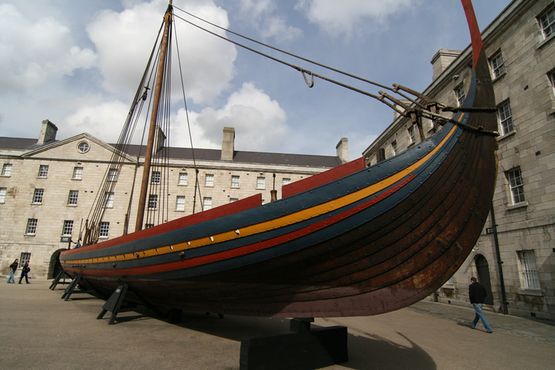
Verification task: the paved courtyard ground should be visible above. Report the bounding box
[1,280,553,369]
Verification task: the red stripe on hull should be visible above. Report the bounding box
[63,193,262,256]
[66,174,414,277]
[282,157,366,198]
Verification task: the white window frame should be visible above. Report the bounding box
[1,163,13,177]
[99,221,110,238]
[107,168,118,182]
[32,188,44,204]
[391,140,398,156]
[37,164,49,178]
[282,178,291,186]
[538,4,555,40]
[148,194,158,209]
[231,175,240,189]
[175,195,185,212]
[229,197,239,203]
[178,172,188,185]
[256,176,266,190]
[506,167,525,205]
[0,187,6,204]
[151,171,161,184]
[72,166,83,180]
[203,197,212,210]
[67,190,79,206]
[25,218,38,235]
[408,126,416,144]
[489,51,506,79]
[516,250,541,290]
[62,220,74,237]
[549,68,555,96]
[205,173,214,187]
[454,82,466,107]
[104,192,114,208]
[497,99,514,135]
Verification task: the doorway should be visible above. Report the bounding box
[474,254,494,305]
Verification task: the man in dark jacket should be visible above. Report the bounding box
[469,277,493,333]
[18,262,31,284]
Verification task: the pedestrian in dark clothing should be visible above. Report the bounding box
[18,262,31,284]
[469,277,492,333]
[7,259,18,283]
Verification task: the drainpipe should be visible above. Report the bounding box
[490,201,508,314]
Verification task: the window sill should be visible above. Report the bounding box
[177,184,188,186]
[0,175,11,178]
[67,204,78,207]
[496,130,516,142]
[71,178,82,181]
[492,72,506,84]
[31,203,42,206]
[518,289,543,297]
[507,201,528,211]
[537,33,555,50]
[24,233,36,237]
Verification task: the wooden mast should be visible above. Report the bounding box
[135,1,173,232]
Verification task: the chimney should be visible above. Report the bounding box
[37,119,58,145]
[431,49,461,80]
[221,127,235,161]
[336,137,349,164]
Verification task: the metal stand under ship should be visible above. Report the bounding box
[59,0,497,318]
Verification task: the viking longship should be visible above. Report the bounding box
[59,0,497,317]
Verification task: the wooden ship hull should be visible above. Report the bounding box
[59,0,497,317]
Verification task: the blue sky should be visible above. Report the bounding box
[0,0,511,159]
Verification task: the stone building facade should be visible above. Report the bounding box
[363,0,555,320]
[0,121,346,280]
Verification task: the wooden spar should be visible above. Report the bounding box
[135,3,173,232]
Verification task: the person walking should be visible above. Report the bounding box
[7,259,18,283]
[469,276,493,333]
[18,262,31,284]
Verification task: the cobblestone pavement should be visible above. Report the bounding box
[1,280,553,370]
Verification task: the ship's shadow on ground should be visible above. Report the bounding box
[169,312,437,370]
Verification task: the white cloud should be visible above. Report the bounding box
[237,0,303,43]
[297,0,418,38]
[172,82,289,151]
[62,101,129,142]
[87,0,236,104]
[0,4,96,92]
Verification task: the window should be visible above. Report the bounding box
[497,100,514,135]
[517,250,541,290]
[67,190,79,206]
[20,252,31,266]
[549,69,555,94]
[176,196,185,211]
[32,188,44,204]
[151,171,161,184]
[72,166,83,180]
[0,187,6,203]
[231,175,240,189]
[178,172,188,185]
[489,51,506,79]
[62,220,73,236]
[25,218,38,235]
[377,148,386,163]
[104,192,114,208]
[538,4,555,39]
[148,194,158,209]
[99,221,110,238]
[205,174,214,187]
[390,140,398,156]
[77,141,90,153]
[282,178,291,186]
[1,163,13,176]
[454,83,466,106]
[37,164,49,178]
[408,126,416,144]
[506,167,525,205]
[144,223,154,229]
[229,197,238,203]
[107,168,118,182]
[203,197,212,210]
[256,176,266,190]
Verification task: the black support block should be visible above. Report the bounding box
[240,325,348,370]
